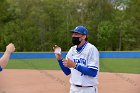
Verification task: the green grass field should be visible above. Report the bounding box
[6,58,140,74]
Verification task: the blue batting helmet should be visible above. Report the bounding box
[70,26,88,36]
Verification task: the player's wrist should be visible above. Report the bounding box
[56,57,62,61]
[57,58,63,61]
[5,50,11,55]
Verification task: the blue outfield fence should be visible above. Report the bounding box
[0,52,140,59]
[100,52,140,58]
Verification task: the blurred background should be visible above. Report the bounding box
[0,0,140,52]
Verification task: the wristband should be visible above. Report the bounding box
[74,63,78,69]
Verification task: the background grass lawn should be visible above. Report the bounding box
[6,58,140,74]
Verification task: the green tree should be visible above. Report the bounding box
[0,0,139,51]
[125,0,140,50]
[0,0,11,51]
[97,21,116,50]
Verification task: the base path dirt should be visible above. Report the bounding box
[0,70,140,93]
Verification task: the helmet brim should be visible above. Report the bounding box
[70,30,84,35]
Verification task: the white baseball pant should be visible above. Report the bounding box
[70,85,98,93]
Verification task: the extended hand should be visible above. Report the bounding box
[6,43,15,54]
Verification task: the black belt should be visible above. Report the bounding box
[75,85,93,87]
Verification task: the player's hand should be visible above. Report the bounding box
[63,58,76,68]
[53,45,62,60]
[5,43,15,54]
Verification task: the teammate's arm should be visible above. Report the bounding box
[0,43,15,71]
[0,52,11,69]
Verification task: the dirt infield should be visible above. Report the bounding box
[0,70,140,93]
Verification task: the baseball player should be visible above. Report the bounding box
[54,26,99,93]
[0,43,15,72]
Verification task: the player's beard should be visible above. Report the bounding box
[72,37,81,45]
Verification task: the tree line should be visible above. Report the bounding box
[0,0,139,51]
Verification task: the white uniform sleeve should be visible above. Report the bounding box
[87,47,99,70]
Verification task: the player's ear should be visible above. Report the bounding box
[82,35,86,40]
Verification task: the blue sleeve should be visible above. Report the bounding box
[58,59,71,75]
[76,64,98,77]
[0,66,3,72]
